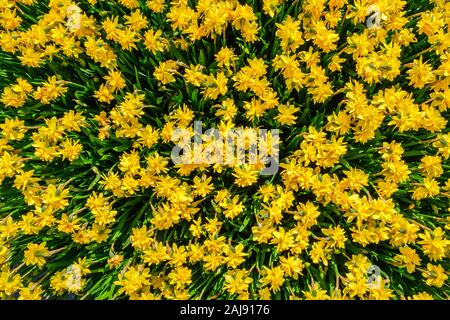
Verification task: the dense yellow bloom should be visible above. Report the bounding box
[422,264,448,287]
[259,266,285,292]
[407,58,436,89]
[201,72,228,99]
[418,228,449,261]
[24,243,50,267]
[394,247,421,273]
[223,269,253,296]
[0,0,449,302]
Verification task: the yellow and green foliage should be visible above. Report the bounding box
[0,0,449,300]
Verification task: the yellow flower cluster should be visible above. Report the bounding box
[0,0,449,300]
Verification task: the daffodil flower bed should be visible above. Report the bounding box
[0,0,449,300]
